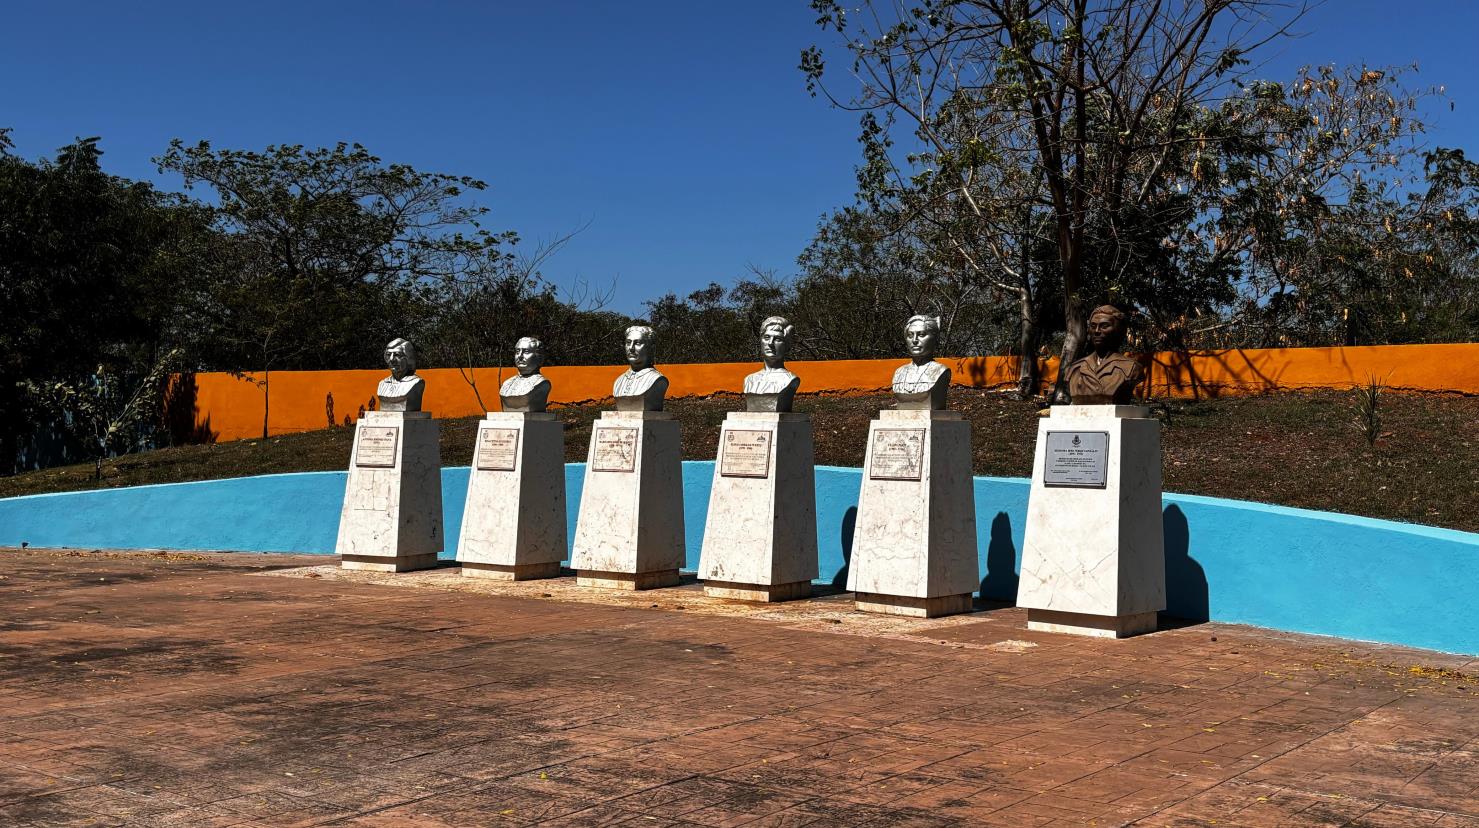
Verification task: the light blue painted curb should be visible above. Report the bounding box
[1,462,1475,655]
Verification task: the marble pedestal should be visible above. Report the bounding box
[336,411,443,572]
[847,409,979,617]
[570,411,685,589]
[456,412,566,580]
[1018,405,1165,638]
[698,412,818,602]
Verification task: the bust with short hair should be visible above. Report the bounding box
[1064,305,1145,405]
[743,316,801,412]
[613,325,669,411]
[892,315,950,410]
[377,338,426,412]
[500,336,551,413]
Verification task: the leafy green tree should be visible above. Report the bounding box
[0,136,206,473]
[22,348,182,479]
[156,140,514,436]
[801,1,1439,397]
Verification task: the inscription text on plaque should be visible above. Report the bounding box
[720,429,772,478]
[868,428,926,481]
[1043,430,1110,488]
[591,426,639,472]
[476,427,520,472]
[355,426,400,468]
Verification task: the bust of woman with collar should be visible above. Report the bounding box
[612,325,669,412]
[892,315,950,410]
[742,316,800,412]
[499,336,552,413]
[377,338,426,412]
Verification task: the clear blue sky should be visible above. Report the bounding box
[3,1,1476,314]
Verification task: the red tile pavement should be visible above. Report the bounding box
[1,548,1476,827]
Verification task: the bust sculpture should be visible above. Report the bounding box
[743,316,800,412]
[377,338,426,412]
[499,336,551,413]
[1064,305,1146,405]
[612,325,669,412]
[892,315,950,410]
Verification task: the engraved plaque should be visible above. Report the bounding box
[720,429,772,478]
[355,426,399,468]
[591,426,639,472]
[868,428,926,481]
[476,427,520,472]
[1043,430,1110,488]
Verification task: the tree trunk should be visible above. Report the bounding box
[1050,217,1086,404]
[1053,300,1086,404]
[0,420,15,476]
[1014,290,1042,399]
[261,368,270,440]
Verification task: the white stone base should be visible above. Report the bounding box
[847,409,979,614]
[461,561,563,580]
[576,569,681,590]
[1027,609,1158,638]
[341,553,440,573]
[570,411,685,588]
[704,580,812,603]
[1017,405,1165,638]
[455,412,566,579]
[335,411,443,572]
[698,412,818,601]
[855,591,973,618]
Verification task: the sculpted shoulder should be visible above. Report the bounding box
[377,374,426,412]
[892,360,948,392]
[744,368,799,395]
[613,367,665,397]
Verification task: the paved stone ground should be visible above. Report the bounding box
[2,548,1477,827]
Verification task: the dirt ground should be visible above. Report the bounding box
[2,547,1477,826]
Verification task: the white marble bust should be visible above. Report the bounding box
[743,316,800,412]
[892,315,950,410]
[613,325,669,412]
[500,336,551,413]
[377,338,426,412]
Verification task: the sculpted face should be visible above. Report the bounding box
[760,323,790,368]
[1086,311,1125,354]
[624,329,653,370]
[904,320,938,361]
[384,343,414,380]
[513,337,544,377]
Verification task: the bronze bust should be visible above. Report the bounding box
[1064,305,1145,405]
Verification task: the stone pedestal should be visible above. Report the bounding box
[698,412,818,602]
[336,411,443,572]
[1018,405,1165,638]
[570,411,685,589]
[456,412,566,580]
[847,409,978,617]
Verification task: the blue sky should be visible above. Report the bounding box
[3,1,1476,314]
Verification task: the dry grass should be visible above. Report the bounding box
[4,389,1476,532]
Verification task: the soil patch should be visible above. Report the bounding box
[3,389,1475,532]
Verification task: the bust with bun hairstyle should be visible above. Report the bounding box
[892,314,950,410]
[377,338,426,412]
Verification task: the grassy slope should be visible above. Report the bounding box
[4,390,1475,533]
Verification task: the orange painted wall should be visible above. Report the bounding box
[175,343,1479,443]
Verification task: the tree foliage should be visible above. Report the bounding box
[799,0,1459,397]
